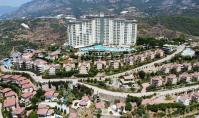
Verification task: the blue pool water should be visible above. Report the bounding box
[80,45,135,52]
[3,58,12,69]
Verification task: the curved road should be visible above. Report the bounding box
[1,44,189,98]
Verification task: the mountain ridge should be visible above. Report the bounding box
[2,0,199,18]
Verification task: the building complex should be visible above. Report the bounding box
[67,13,137,48]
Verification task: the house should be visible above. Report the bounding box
[11,75,22,83]
[155,49,164,57]
[109,60,120,69]
[22,83,35,93]
[111,101,125,113]
[176,95,191,106]
[48,64,61,76]
[33,59,49,74]
[160,64,171,74]
[116,101,125,113]
[179,73,192,83]
[128,56,134,65]
[95,101,105,109]
[21,92,33,106]
[44,90,59,101]
[79,96,91,108]
[4,91,17,99]
[14,77,27,85]
[63,63,75,72]
[172,64,182,72]
[12,107,25,118]
[95,60,106,70]
[1,74,13,82]
[3,98,17,110]
[0,88,12,97]
[78,62,91,74]
[120,75,135,86]
[19,79,31,87]
[192,72,199,81]
[47,50,61,60]
[150,76,163,87]
[193,62,199,68]
[166,74,178,84]
[192,92,199,102]
[183,63,192,71]
[137,54,145,62]
[37,104,54,118]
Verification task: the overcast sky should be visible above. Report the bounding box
[0,0,32,7]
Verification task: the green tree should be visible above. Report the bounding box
[125,102,132,111]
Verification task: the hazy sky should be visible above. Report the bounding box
[0,0,32,7]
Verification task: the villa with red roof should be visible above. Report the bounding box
[12,107,25,118]
[3,98,17,110]
[0,88,12,97]
[44,90,59,101]
[22,83,36,93]
[37,104,54,118]
[21,92,33,106]
[4,91,17,99]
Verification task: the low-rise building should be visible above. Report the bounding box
[0,88,12,97]
[166,74,178,84]
[173,64,182,72]
[120,75,135,86]
[37,104,54,118]
[183,63,192,71]
[192,72,199,81]
[78,62,91,74]
[3,98,17,110]
[95,60,106,70]
[48,64,61,76]
[33,59,49,74]
[12,107,25,118]
[109,60,120,69]
[63,63,75,72]
[150,76,163,87]
[4,91,17,99]
[44,90,59,101]
[22,83,35,93]
[179,73,192,83]
[176,95,191,106]
[21,92,33,106]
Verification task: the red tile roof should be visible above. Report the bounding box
[37,108,49,115]
[44,90,55,97]
[5,91,16,97]
[21,92,33,99]
[3,98,16,107]
[1,75,12,79]
[12,107,25,115]
[22,83,33,89]
[95,102,105,109]
[0,88,12,94]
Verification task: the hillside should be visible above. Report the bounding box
[2,0,199,18]
[145,16,199,36]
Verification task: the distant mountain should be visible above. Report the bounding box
[0,6,17,16]
[3,0,199,19]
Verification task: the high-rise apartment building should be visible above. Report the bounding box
[67,14,137,48]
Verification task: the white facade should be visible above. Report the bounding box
[67,16,137,48]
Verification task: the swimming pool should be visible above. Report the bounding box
[79,45,135,52]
